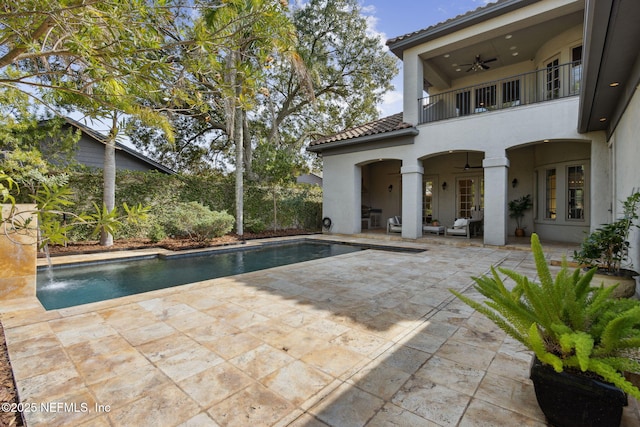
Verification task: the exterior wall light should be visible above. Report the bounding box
[442,182,447,191]
[388,184,393,192]
[512,178,518,188]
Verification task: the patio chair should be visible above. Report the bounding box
[469,208,484,236]
[445,218,471,238]
[387,216,402,234]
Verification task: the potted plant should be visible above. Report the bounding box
[573,191,640,298]
[450,233,640,427]
[508,194,532,237]
[431,219,440,226]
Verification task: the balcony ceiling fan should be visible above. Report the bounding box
[461,55,497,72]
[456,152,483,170]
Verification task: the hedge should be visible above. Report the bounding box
[64,170,322,241]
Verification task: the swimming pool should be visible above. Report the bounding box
[38,240,414,310]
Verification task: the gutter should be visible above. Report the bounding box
[307,127,418,153]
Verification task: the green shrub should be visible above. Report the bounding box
[114,216,151,240]
[64,221,93,242]
[62,171,322,241]
[147,222,167,243]
[245,218,267,234]
[164,202,234,241]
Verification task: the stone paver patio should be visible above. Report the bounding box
[1,235,639,426]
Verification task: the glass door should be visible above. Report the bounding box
[422,177,438,224]
[457,176,484,218]
[545,57,560,100]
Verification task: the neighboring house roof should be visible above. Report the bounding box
[307,113,417,153]
[386,0,539,58]
[62,118,176,174]
[296,172,323,186]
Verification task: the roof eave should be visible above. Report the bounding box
[578,0,609,134]
[578,0,640,138]
[307,127,418,153]
[63,117,176,174]
[115,142,176,175]
[387,0,539,59]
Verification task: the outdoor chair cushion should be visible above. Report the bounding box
[387,216,402,233]
[446,218,471,238]
[453,218,468,229]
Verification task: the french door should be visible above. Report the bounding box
[545,57,560,100]
[457,176,484,218]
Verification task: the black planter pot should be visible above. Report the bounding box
[530,357,628,427]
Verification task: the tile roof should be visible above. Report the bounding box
[308,113,415,150]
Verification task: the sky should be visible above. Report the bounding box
[359,0,493,116]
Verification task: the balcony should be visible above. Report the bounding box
[418,61,582,125]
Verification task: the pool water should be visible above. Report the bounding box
[37,241,365,310]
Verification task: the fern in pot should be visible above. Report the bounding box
[451,233,640,427]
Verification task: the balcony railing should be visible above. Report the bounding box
[418,61,582,124]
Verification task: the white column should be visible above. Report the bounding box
[402,50,423,125]
[401,163,424,239]
[483,156,509,245]
[352,165,362,233]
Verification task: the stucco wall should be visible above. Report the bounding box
[413,98,583,156]
[320,98,593,242]
[610,87,640,273]
[534,24,583,67]
[321,138,413,234]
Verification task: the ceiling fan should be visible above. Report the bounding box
[461,55,497,72]
[456,152,483,170]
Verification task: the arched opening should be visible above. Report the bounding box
[359,159,402,231]
[507,140,590,242]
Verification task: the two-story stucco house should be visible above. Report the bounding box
[308,0,640,260]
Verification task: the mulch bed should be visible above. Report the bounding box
[0,323,23,427]
[42,229,317,256]
[5,229,315,425]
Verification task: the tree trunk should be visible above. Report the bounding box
[243,115,253,180]
[273,186,277,232]
[100,117,117,246]
[235,105,244,236]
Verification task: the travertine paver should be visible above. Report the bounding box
[1,235,639,426]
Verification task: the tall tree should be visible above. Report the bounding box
[1,0,193,245]
[126,114,231,173]
[202,0,302,236]
[126,0,396,179]
[256,0,397,156]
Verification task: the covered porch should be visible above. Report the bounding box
[354,138,596,246]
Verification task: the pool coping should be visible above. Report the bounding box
[37,234,429,269]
